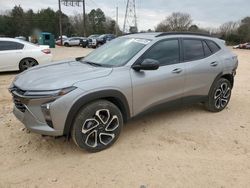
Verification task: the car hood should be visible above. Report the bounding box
[14,61,112,91]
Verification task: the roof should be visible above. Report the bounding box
[0,37,18,41]
[123,32,214,40]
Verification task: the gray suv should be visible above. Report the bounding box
[9,32,238,152]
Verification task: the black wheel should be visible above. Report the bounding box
[97,43,102,48]
[205,78,232,112]
[19,58,38,72]
[71,100,123,152]
[64,43,70,47]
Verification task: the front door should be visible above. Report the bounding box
[130,39,186,115]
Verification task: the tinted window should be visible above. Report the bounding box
[206,40,220,53]
[183,39,204,61]
[203,41,212,57]
[0,41,24,51]
[45,34,50,40]
[143,39,180,66]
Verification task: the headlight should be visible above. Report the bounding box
[24,86,77,98]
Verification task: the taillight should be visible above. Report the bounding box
[42,49,51,54]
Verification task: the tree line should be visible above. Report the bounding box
[0,5,121,38]
[0,6,249,44]
[155,12,250,44]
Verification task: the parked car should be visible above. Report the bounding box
[0,38,52,72]
[63,37,84,47]
[84,34,100,48]
[234,42,250,49]
[56,35,68,46]
[79,37,89,48]
[239,42,249,49]
[9,32,238,152]
[15,36,26,41]
[94,34,116,48]
[246,43,250,49]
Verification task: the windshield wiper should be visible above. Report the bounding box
[80,60,104,67]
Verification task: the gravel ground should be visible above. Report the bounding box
[0,46,250,188]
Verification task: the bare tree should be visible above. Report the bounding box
[156,12,192,32]
[219,21,239,35]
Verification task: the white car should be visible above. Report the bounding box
[0,38,52,72]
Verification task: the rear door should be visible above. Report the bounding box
[182,38,223,98]
[130,39,186,115]
[0,41,24,71]
[72,38,80,45]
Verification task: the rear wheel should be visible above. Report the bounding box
[64,43,70,47]
[19,58,38,72]
[71,100,123,152]
[205,78,232,112]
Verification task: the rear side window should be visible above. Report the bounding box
[203,41,212,57]
[0,41,24,51]
[206,40,221,53]
[183,39,204,61]
[143,39,180,66]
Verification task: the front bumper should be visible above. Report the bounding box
[13,105,63,136]
[10,86,85,136]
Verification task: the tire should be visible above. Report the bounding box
[19,58,38,72]
[71,100,123,152]
[205,78,232,112]
[64,43,70,47]
[97,43,102,48]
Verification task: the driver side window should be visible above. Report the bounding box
[142,39,180,66]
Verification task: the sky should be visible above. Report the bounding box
[0,0,249,31]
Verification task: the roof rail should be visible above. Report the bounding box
[156,32,213,38]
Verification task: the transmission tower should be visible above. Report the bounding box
[123,0,138,33]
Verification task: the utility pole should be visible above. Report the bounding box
[58,0,63,45]
[116,6,118,36]
[82,0,86,36]
[123,0,137,33]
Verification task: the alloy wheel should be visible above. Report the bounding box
[21,59,37,70]
[82,109,120,148]
[214,82,231,109]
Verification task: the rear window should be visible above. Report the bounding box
[183,39,204,61]
[0,41,24,51]
[206,40,221,53]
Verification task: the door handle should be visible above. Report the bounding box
[210,62,218,67]
[172,68,183,74]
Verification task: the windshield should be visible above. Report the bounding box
[82,37,151,67]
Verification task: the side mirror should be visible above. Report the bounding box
[132,59,160,71]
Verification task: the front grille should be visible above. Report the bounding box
[10,86,27,113]
[11,86,26,95]
[13,97,26,112]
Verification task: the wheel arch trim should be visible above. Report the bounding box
[209,72,234,96]
[63,89,130,136]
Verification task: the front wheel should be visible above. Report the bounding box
[71,100,123,152]
[205,78,232,112]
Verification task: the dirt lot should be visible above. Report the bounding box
[0,47,250,188]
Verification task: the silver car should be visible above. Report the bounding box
[9,32,238,152]
[63,37,84,47]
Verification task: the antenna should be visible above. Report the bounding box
[123,0,138,33]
